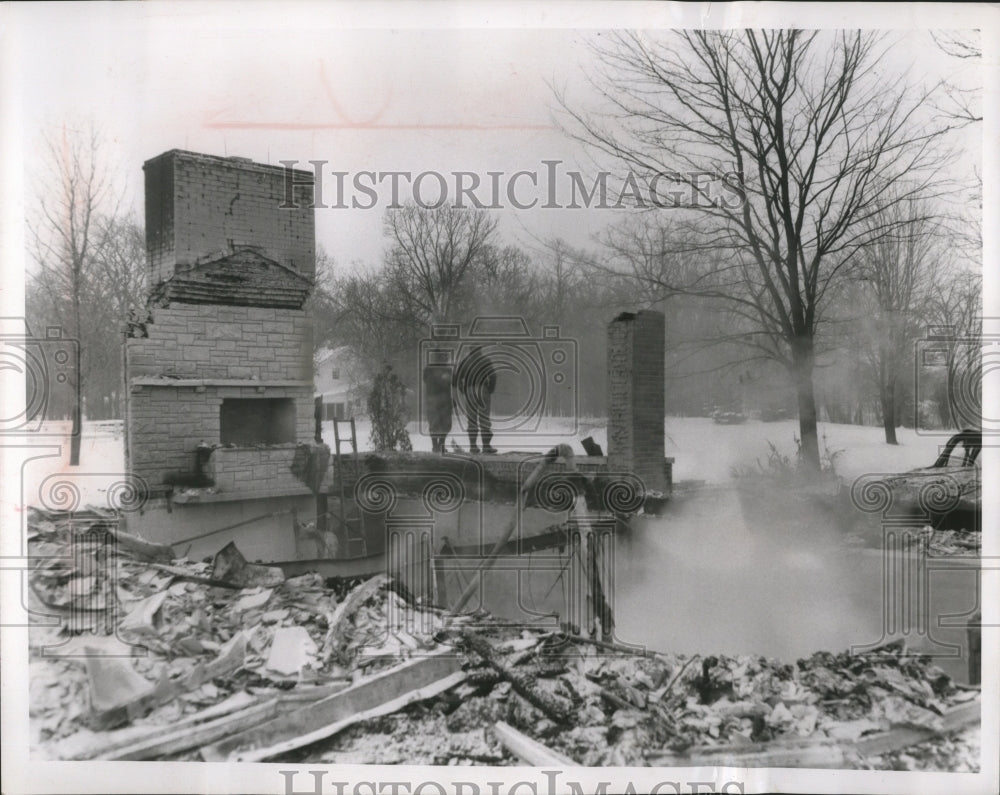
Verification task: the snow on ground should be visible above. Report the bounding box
[11,421,126,511]
[660,418,944,484]
[13,417,947,510]
[334,416,944,484]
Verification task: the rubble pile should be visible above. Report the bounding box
[843,524,980,557]
[26,508,979,770]
[317,635,980,770]
[925,527,980,556]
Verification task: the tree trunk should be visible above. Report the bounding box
[791,339,820,470]
[69,291,82,465]
[69,404,82,465]
[880,377,899,445]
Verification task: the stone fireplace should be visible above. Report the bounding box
[124,150,320,560]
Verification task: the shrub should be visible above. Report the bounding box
[367,363,412,452]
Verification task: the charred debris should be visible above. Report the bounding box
[28,506,979,770]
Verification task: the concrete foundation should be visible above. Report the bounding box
[126,493,313,563]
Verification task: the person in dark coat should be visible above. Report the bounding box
[422,361,453,453]
[456,345,497,454]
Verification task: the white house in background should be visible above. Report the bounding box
[314,346,366,421]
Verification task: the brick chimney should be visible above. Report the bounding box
[606,310,667,494]
[144,150,315,287]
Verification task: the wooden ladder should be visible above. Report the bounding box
[332,417,366,558]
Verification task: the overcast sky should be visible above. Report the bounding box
[1,2,993,280]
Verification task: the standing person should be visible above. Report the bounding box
[422,359,453,453]
[456,345,497,454]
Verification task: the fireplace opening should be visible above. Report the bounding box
[220,398,296,446]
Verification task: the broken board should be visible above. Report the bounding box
[647,699,981,768]
[493,721,577,766]
[201,647,464,762]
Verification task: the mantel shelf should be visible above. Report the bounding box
[172,485,313,504]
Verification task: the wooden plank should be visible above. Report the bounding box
[856,700,980,756]
[493,721,576,766]
[276,680,352,702]
[87,631,247,731]
[74,683,354,760]
[653,741,847,769]
[59,692,259,760]
[105,699,282,760]
[647,699,980,769]
[144,562,242,589]
[201,648,464,762]
[233,671,467,763]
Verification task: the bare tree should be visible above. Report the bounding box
[308,245,340,354]
[89,214,147,417]
[930,30,982,127]
[28,125,120,464]
[474,244,541,318]
[29,212,146,421]
[854,197,941,444]
[384,204,498,324]
[558,30,955,468]
[922,22,983,429]
[328,268,422,376]
[578,216,784,417]
[91,215,146,320]
[930,267,983,430]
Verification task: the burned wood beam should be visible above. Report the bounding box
[459,630,575,725]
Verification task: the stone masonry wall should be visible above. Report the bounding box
[145,150,315,287]
[607,311,666,493]
[129,149,318,497]
[207,446,305,494]
[126,304,313,382]
[127,384,314,487]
